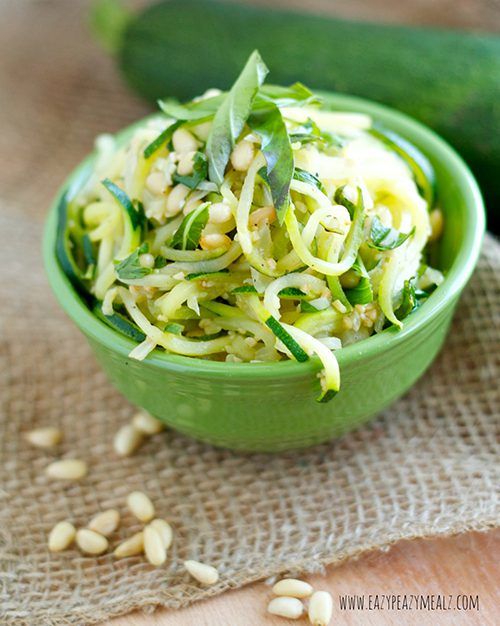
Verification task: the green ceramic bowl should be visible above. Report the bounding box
[43,93,485,452]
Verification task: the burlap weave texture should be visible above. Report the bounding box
[0,3,498,625]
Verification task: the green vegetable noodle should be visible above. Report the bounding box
[56,52,444,401]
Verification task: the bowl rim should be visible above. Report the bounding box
[43,92,485,379]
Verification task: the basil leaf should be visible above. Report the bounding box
[333,184,358,218]
[206,50,268,185]
[171,202,209,250]
[259,82,321,108]
[368,216,415,250]
[344,256,373,305]
[172,151,208,189]
[115,243,151,280]
[158,94,225,121]
[395,279,433,321]
[248,102,293,224]
[143,120,183,159]
[290,118,343,149]
[293,167,326,194]
[102,178,144,230]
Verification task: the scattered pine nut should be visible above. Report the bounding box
[272,578,313,598]
[267,597,304,619]
[25,426,62,449]
[184,560,219,585]
[76,529,108,555]
[48,521,76,552]
[88,509,120,537]
[114,531,144,558]
[46,459,87,481]
[132,411,165,435]
[143,524,167,567]
[127,491,155,522]
[308,590,333,626]
[149,518,173,550]
[113,424,143,457]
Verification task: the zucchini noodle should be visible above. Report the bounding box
[61,74,443,402]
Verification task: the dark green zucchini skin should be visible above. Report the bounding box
[120,0,498,225]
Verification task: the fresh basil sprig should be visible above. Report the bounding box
[368,216,415,251]
[171,202,210,250]
[173,151,208,189]
[248,101,293,223]
[206,50,268,185]
[115,243,152,280]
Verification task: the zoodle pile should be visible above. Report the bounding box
[59,51,443,401]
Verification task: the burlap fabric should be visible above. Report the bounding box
[0,2,499,625]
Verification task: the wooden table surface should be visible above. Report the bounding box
[108,529,499,625]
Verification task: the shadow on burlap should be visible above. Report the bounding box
[0,2,498,625]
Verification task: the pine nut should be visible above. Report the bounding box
[172,128,198,154]
[139,253,155,269]
[113,424,143,457]
[88,509,120,537]
[308,591,333,626]
[166,183,190,216]
[114,531,144,558]
[429,208,444,241]
[200,233,231,251]
[48,521,76,552]
[230,140,254,171]
[145,171,166,195]
[177,150,196,176]
[267,597,304,619]
[208,202,232,224]
[250,205,276,227]
[25,426,62,449]
[46,459,87,481]
[143,524,167,566]
[149,518,173,550]
[184,560,219,585]
[76,529,109,555]
[272,578,313,598]
[132,411,165,435]
[127,491,155,522]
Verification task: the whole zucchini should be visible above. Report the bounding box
[95,0,500,224]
